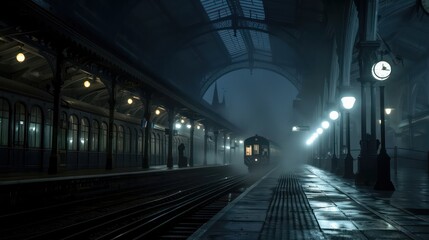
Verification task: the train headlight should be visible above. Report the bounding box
[255,158,258,162]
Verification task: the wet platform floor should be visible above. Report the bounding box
[190,165,429,240]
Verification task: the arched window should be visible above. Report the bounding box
[28,106,43,148]
[0,98,9,146]
[158,133,162,164]
[137,129,143,154]
[117,125,124,153]
[124,127,130,153]
[112,124,117,153]
[59,112,67,150]
[91,120,99,152]
[151,132,156,165]
[100,122,107,152]
[14,102,26,146]
[44,109,53,148]
[80,117,89,151]
[68,115,78,150]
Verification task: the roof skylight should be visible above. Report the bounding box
[200,0,271,59]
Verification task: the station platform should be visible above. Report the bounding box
[190,164,429,240]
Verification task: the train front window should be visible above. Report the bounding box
[245,145,252,156]
[262,145,268,156]
[253,144,259,154]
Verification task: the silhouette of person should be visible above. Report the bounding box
[178,143,186,167]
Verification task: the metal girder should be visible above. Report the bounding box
[176,15,298,53]
[200,60,300,98]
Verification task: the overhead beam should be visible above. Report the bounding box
[200,60,300,98]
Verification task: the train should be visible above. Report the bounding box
[243,135,280,172]
[0,88,222,172]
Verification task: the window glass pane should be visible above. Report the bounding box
[0,98,9,146]
[117,125,124,153]
[91,120,99,151]
[68,115,78,150]
[100,122,107,152]
[14,102,26,146]
[44,109,53,148]
[28,106,42,148]
[245,145,252,156]
[124,127,130,153]
[253,144,259,154]
[151,133,156,165]
[59,112,67,150]
[137,130,142,154]
[80,118,89,151]
[112,124,117,153]
[262,145,268,156]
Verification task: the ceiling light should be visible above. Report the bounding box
[16,52,25,63]
[385,108,393,115]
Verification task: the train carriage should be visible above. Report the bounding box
[243,135,270,172]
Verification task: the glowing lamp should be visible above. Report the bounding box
[16,52,25,63]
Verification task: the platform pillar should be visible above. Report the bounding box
[142,91,152,169]
[166,106,174,169]
[203,126,208,165]
[105,79,116,170]
[189,118,195,167]
[48,49,64,174]
[214,130,219,164]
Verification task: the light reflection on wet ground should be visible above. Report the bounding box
[191,165,429,239]
[307,165,429,239]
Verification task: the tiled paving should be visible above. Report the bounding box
[190,165,429,239]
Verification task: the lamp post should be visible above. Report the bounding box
[341,96,356,178]
[321,121,329,169]
[372,61,395,191]
[316,128,323,167]
[329,111,339,172]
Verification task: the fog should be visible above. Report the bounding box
[203,69,310,170]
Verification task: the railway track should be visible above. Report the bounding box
[158,192,241,239]
[0,169,244,240]
[0,167,247,239]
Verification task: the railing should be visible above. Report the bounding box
[388,147,428,174]
[349,147,429,174]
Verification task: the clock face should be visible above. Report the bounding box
[372,61,391,81]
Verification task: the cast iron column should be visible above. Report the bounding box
[337,110,345,175]
[355,0,380,185]
[214,130,219,164]
[223,133,227,165]
[167,106,174,168]
[344,111,354,178]
[189,119,194,167]
[203,128,208,165]
[142,92,152,169]
[48,50,64,174]
[106,80,116,170]
[331,121,338,172]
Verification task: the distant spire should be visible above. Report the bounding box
[212,82,220,106]
[211,82,226,114]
